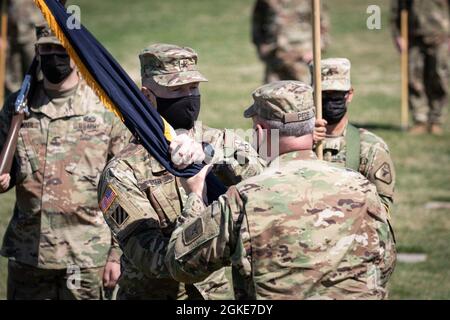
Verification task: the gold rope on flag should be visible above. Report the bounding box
[34,0,124,122]
[33,0,175,142]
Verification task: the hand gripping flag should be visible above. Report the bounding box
[33,0,226,202]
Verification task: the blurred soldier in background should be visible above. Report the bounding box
[391,0,449,135]
[0,23,130,300]
[98,43,265,300]
[3,0,44,97]
[313,58,396,212]
[252,0,330,84]
[165,81,397,300]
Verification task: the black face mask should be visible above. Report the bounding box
[322,95,348,125]
[156,95,201,130]
[40,53,74,84]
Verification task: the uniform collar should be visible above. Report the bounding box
[30,80,88,120]
[268,150,317,166]
[325,120,349,139]
[323,122,349,151]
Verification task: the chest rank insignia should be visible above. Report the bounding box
[183,217,204,246]
[375,162,392,184]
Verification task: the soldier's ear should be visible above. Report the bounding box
[255,123,265,145]
[141,86,157,109]
[346,88,354,103]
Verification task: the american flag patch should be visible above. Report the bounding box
[100,186,117,213]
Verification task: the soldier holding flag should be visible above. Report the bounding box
[0,23,130,300]
[313,58,396,212]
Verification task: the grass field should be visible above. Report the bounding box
[0,0,449,299]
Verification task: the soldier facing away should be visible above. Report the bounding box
[0,23,130,299]
[391,0,449,135]
[97,43,266,300]
[165,80,397,300]
[3,0,45,98]
[313,58,396,212]
[252,0,330,84]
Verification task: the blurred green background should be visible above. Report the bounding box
[0,0,449,299]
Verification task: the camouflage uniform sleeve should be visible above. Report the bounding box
[0,93,20,191]
[104,115,130,261]
[251,0,277,60]
[107,235,122,264]
[166,187,250,286]
[363,143,396,212]
[98,161,171,278]
[107,115,131,159]
[211,129,266,186]
[0,94,15,151]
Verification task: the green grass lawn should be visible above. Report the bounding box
[0,0,449,299]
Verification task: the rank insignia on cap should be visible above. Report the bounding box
[100,186,117,213]
[183,217,204,246]
[375,162,392,184]
[179,59,191,71]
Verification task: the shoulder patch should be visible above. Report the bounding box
[100,185,117,213]
[183,217,204,246]
[110,205,130,227]
[375,162,392,184]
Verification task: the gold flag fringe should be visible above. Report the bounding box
[33,0,174,141]
[33,0,125,123]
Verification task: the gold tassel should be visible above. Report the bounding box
[33,0,125,122]
[33,0,175,141]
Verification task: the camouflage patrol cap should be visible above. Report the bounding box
[35,22,62,46]
[318,58,352,91]
[139,43,208,87]
[244,81,315,123]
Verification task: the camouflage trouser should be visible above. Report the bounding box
[409,39,449,125]
[7,260,109,300]
[117,258,233,300]
[116,276,203,300]
[116,257,203,300]
[264,57,312,84]
[194,267,235,300]
[5,19,37,97]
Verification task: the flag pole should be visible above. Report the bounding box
[312,0,323,159]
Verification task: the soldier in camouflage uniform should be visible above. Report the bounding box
[313,58,396,212]
[252,0,330,84]
[4,0,45,97]
[97,43,265,300]
[391,0,449,135]
[165,80,397,300]
[0,24,130,299]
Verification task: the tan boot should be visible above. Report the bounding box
[430,124,444,136]
[409,123,428,135]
